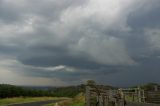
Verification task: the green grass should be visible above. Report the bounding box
[44,93,85,106]
[69,93,85,106]
[43,103,55,106]
[70,101,84,106]
[0,97,63,106]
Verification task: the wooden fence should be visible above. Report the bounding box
[122,87,160,104]
[85,85,160,106]
[122,87,145,103]
[85,86,125,106]
[145,91,160,104]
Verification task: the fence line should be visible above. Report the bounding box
[85,86,125,106]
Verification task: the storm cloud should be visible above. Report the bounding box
[0,0,160,86]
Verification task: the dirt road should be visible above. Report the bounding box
[8,100,62,106]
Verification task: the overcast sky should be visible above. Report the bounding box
[0,0,160,87]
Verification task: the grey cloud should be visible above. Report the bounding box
[0,0,87,24]
[17,45,104,69]
[0,0,160,86]
[127,0,160,30]
[0,1,21,23]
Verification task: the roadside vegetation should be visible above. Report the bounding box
[44,93,85,106]
[69,93,85,106]
[0,84,84,105]
[0,97,65,106]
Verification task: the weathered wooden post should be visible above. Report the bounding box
[104,96,109,106]
[102,96,105,106]
[114,98,118,106]
[141,89,145,103]
[120,89,125,106]
[99,95,103,106]
[117,89,125,106]
[138,87,141,102]
[86,86,90,106]
[154,85,158,91]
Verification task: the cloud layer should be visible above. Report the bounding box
[0,0,160,86]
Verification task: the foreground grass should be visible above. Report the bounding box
[70,101,84,106]
[43,103,55,106]
[70,93,85,106]
[0,97,65,106]
[44,93,85,106]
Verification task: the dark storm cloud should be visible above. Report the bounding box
[105,57,160,87]
[0,0,160,86]
[17,45,94,69]
[125,0,160,57]
[127,0,160,29]
[0,44,19,54]
[18,44,128,71]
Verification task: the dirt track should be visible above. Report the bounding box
[8,100,62,106]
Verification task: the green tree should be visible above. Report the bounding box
[86,80,96,86]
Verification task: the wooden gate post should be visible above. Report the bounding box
[141,90,145,103]
[114,98,118,106]
[86,86,90,106]
[154,85,158,91]
[99,95,103,106]
[104,96,109,106]
[138,87,141,102]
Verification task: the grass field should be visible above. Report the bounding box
[44,93,85,106]
[0,97,66,106]
[70,93,85,106]
[43,103,55,106]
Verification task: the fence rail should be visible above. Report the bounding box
[85,86,125,106]
[85,85,160,106]
[145,91,160,104]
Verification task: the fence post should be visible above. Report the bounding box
[99,95,103,106]
[86,86,90,106]
[104,96,109,106]
[142,90,145,103]
[138,87,141,102]
[154,85,158,91]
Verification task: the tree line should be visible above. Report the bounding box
[0,84,52,98]
[0,84,85,98]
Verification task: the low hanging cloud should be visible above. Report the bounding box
[0,0,160,86]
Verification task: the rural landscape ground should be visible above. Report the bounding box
[0,84,85,106]
[0,82,160,106]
